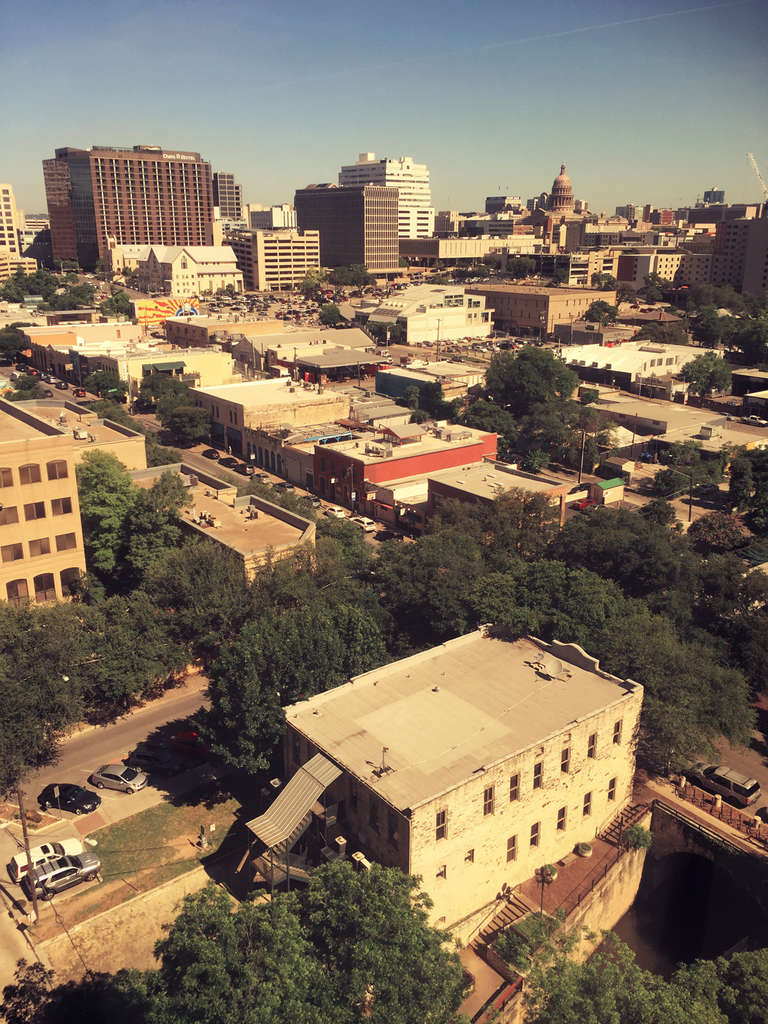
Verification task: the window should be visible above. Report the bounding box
[435,809,447,841]
[24,501,46,521]
[55,533,77,553]
[530,822,540,847]
[350,782,358,811]
[608,777,617,801]
[0,467,12,487]
[29,538,51,557]
[587,732,597,758]
[33,573,56,602]
[368,800,378,832]
[509,773,519,802]
[0,506,19,526]
[51,497,73,516]
[533,761,543,790]
[506,835,517,862]
[483,785,495,816]
[19,464,41,485]
[60,567,81,596]
[46,460,68,481]
[2,543,23,563]
[6,579,29,606]
[613,720,623,745]
[583,792,592,817]
[557,806,567,831]
[465,849,475,863]
[561,747,570,773]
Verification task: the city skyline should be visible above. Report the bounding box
[2,0,767,215]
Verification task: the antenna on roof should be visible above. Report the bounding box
[380,746,390,774]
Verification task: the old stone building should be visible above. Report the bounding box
[283,630,643,941]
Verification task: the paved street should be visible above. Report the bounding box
[0,675,209,988]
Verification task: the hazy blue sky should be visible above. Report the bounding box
[2,0,767,215]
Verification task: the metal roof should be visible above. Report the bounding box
[245,753,341,849]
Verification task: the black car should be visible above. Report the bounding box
[38,783,101,815]
[219,456,240,470]
[55,381,68,390]
[124,745,185,775]
[235,463,255,476]
[202,448,220,460]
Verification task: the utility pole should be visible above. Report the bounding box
[578,429,587,485]
[16,788,39,924]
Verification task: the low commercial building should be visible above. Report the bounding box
[534,250,619,287]
[554,320,640,348]
[314,423,497,510]
[135,245,243,298]
[282,629,643,939]
[15,399,147,470]
[227,229,320,292]
[427,461,570,526]
[365,285,493,344]
[130,463,315,579]
[468,284,616,335]
[398,237,517,266]
[375,361,486,403]
[192,378,352,456]
[164,315,284,348]
[0,398,86,605]
[559,339,710,388]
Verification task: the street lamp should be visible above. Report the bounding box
[535,865,555,915]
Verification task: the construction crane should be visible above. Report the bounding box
[747,152,768,200]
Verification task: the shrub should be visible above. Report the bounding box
[623,824,652,850]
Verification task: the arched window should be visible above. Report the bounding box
[19,464,42,485]
[33,573,56,603]
[6,579,29,607]
[46,460,69,481]
[60,567,81,597]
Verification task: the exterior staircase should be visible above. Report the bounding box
[598,802,649,846]
[473,889,538,950]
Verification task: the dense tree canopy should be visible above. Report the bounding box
[680,352,732,395]
[485,347,579,416]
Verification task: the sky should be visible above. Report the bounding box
[2,0,767,216]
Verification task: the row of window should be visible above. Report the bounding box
[0,497,73,527]
[0,461,69,488]
[438,779,617,842]
[1,533,78,563]
[6,568,80,605]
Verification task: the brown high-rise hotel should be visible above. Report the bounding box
[294,184,399,272]
[43,145,215,269]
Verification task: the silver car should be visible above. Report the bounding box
[89,763,148,794]
[22,852,101,900]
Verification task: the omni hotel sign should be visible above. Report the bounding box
[162,152,197,161]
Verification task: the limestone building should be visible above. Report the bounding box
[283,630,643,940]
[548,163,575,215]
[0,399,86,605]
[226,229,321,291]
[468,284,616,335]
[339,153,435,239]
[136,246,243,298]
[0,184,22,256]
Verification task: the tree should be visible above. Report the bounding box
[76,450,137,575]
[122,470,190,584]
[638,272,671,302]
[728,456,753,511]
[616,282,635,304]
[550,267,568,286]
[506,256,536,279]
[318,303,342,326]
[100,291,133,318]
[459,398,518,460]
[299,861,466,1024]
[164,404,211,446]
[84,370,127,399]
[680,352,732,396]
[591,272,617,290]
[485,348,578,416]
[0,323,32,359]
[7,377,48,401]
[584,300,618,325]
[329,265,374,287]
[300,267,327,297]
[728,318,768,363]
[691,305,723,347]
[640,497,677,526]
[687,512,748,554]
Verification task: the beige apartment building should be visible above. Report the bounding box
[18,399,147,471]
[468,284,616,335]
[0,249,37,283]
[0,399,86,605]
[136,246,243,298]
[164,315,284,347]
[227,229,321,292]
[281,630,643,941]
[0,184,22,257]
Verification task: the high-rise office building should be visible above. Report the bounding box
[338,153,434,238]
[246,204,297,230]
[227,229,320,291]
[43,145,215,269]
[294,184,399,272]
[213,172,243,220]
[712,217,768,295]
[0,184,22,256]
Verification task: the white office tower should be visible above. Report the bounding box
[339,153,435,238]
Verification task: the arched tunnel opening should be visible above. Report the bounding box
[611,851,768,975]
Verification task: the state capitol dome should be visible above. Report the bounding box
[548,162,574,214]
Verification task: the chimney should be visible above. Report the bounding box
[335,835,347,859]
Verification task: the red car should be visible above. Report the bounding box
[172,730,211,760]
[74,388,87,398]
[574,498,598,511]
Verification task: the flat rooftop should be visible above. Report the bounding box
[428,462,567,499]
[197,378,342,406]
[320,425,491,465]
[0,399,65,442]
[468,284,615,297]
[296,347,378,369]
[15,400,144,447]
[380,361,484,380]
[181,484,304,556]
[286,631,639,811]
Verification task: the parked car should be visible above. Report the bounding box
[574,498,598,511]
[55,381,68,390]
[171,730,211,760]
[685,763,761,808]
[202,448,220,460]
[272,481,295,492]
[9,838,85,884]
[310,496,322,508]
[350,515,376,533]
[89,763,148,794]
[37,783,101,815]
[741,415,768,427]
[124,744,185,775]
[325,506,347,519]
[235,462,255,476]
[73,388,87,398]
[22,852,102,900]
[254,472,270,482]
[43,389,54,398]
[219,456,240,469]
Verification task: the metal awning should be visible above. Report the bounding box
[143,360,185,373]
[245,753,341,850]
